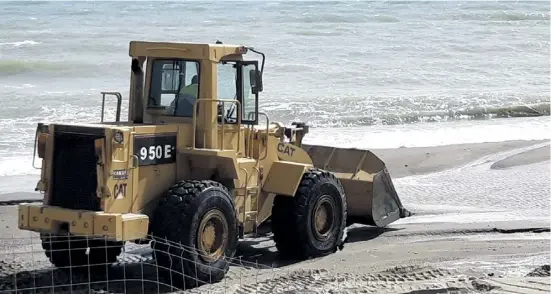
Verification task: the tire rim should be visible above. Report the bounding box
[312,195,336,240]
[197,209,229,263]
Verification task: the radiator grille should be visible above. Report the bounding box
[50,132,102,211]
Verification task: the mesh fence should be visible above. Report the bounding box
[0,228,516,294]
[0,231,285,294]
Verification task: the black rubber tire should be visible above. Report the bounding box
[271,168,347,260]
[149,180,239,288]
[40,233,123,270]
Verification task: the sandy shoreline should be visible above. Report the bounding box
[0,139,548,201]
[0,138,549,293]
[374,139,550,178]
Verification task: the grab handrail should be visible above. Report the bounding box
[100,92,122,122]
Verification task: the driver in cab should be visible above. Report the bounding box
[168,75,198,117]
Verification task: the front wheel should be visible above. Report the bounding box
[149,180,239,287]
[272,168,347,259]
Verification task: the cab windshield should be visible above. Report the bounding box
[148,59,200,117]
[217,61,258,124]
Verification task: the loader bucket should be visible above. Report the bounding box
[302,144,410,227]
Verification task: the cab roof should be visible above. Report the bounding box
[128,41,248,62]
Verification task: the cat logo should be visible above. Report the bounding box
[113,183,127,199]
[277,142,296,157]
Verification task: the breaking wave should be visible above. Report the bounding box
[280,14,400,24]
[0,40,41,48]
[269,102,550,127]
[0,60,76,76]
[0,59,122,76]
[453,11,550,22]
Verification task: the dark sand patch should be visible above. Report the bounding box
[527,265,551,277]
[491,145,550,170]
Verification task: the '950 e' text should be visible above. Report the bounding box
[133,134,177,166]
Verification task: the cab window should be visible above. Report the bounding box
[217,62,238,122]
[216,61,259,124]
[148,59,200,117]
[242,63,258,122]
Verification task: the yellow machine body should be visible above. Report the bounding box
[17,40,409,286]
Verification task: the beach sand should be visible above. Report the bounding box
[0,139,549,293]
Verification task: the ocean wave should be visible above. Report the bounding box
[276,13,400,24]
[453,11,550,22]
[0,102,547,177]
[291,30,344,37]
[2,84,36,90]
[269,102,550,128]
[0,60,73,76]
[369,15,401,23]
[0,59,109,76]
[0,40,41,48]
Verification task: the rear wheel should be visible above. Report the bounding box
[272,168,347,259]
[150,180,238,287]
[40,233,123,270]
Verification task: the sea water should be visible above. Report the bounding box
[0,1,549,214]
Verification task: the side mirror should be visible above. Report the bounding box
[249,69,263,94]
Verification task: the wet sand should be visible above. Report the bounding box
[373,139,549,178]
[0,139,549,293]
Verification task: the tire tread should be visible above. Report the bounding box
[150,179,238,287]
[272,168,347,259]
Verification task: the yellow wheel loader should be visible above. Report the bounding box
[18,40,410,286]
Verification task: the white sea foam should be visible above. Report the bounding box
[0,156,40,177]
[0,40,40,48]
[304,116,551,149]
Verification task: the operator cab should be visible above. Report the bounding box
[139,42,264,126]
[148,59,199,117]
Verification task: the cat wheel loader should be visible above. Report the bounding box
[18,40,410,286]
